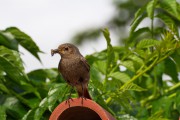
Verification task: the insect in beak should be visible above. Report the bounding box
[51,49,59,56]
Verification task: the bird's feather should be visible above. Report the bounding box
[80,57,90,72]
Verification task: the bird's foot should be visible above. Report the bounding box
[79,96,87,106]
[65,97,73,107]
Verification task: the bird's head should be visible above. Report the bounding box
[51,43,80,57]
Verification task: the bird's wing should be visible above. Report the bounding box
[80,57,90,72]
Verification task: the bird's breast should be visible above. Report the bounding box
[58,57,89,84]
[59,58,79,71]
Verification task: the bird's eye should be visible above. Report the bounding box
[65,47,69,51]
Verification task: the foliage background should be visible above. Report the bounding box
[0,0,180,120]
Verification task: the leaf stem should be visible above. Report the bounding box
[121,56,159,90]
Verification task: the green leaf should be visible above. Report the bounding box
[171,51,180,70]
[120,82,147,92]
[156,14,175,28]
[0,46,28,83]
[131,4,147,26]
[178,3,180,16]
[148,109,167,120]
[156,13,179,37]
[94,88,115,116]
[89,66,104,91]
[47,83,67,112]
[164,58,179,83]
[175,91,180,113]
[28,69,58,85]
[120,60,135,72]
[33,83,68,119]
[159,0,180,20]
[151,96,173,118]
[129,13,147,42]
[128,54,144,66]
[102,28,115,74]
[34,98,49,120]
[10,89,39,108]
[129,27,151,41]
[0,46,24,70]
[0,106,6,120]
[94,61,106,74]
[0,31,18,50]
[109,72,130,83]
[2,96,27,119]
[146,0,157,19]
[0,83,10,94]
[22,109,35,120]
[5,27,42,61]
[136,39,160,49]
[134,49,147,59]
[110,90,134,111]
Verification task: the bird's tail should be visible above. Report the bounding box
[76,85,92,99]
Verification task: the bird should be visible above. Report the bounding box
[51,43,91,102]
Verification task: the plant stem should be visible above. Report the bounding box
[165,82,180,93]
[151,17,154,38]
[141,83,180,106]
[120,56,159,90]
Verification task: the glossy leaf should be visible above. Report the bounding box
[47,83,68,111]
[2,96,27,119]
[0,46,28,83]
[5,27,42,61]
[28,68,59,85]
[22,109,35,120]
[0,31,18,51]
[34,98,48,120]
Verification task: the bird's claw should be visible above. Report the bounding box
[65,97,73,107]
[79,96,87,106]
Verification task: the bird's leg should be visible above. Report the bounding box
[65,87,74,107]
[80,83,86,105]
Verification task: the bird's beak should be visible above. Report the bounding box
[51,49,59,56]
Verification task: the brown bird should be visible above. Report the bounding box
[51,43,91,100]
